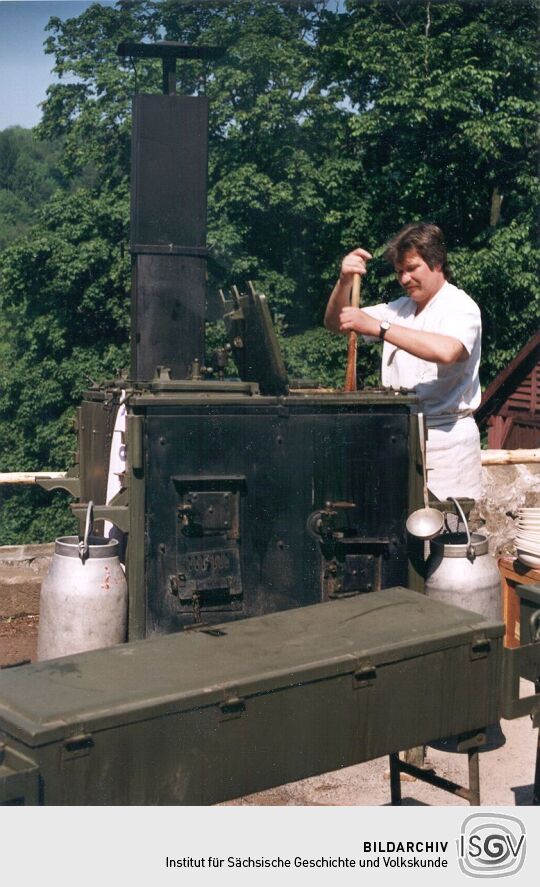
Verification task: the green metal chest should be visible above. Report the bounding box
[0,587,503,805]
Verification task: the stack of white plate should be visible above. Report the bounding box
[515,507,540,569]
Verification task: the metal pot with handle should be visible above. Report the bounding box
[37,501,128,660]
[425,497,502,622]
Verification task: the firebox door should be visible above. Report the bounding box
[171,475,246,619]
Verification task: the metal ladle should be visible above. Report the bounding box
[406,414,445,539]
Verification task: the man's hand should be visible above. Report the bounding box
[339,306,380,337]
[339,247,373,285]
[324,246,373,332]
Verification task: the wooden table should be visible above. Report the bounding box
[498,557,540,805]
[498,556,540,647]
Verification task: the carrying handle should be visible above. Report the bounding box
[418,413,430,510]
[448,496,475,562]
[344,273,362,392]
[78,501,94,561]
[530,609,540,643]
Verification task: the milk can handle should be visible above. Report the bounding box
[78,501,94,562]
[530,610,540,643]
[448,496,475,562]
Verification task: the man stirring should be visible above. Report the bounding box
[324,222,482,501]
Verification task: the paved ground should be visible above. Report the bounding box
[0,613,39,666]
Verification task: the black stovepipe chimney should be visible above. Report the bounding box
[117,41,224,381]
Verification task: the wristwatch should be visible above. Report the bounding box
[379,320,391,340]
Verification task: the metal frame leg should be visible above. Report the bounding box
[389,753,402,805]
[467,748,481,806]
[388,731,484,805]
[534,679,540,806]
[532,732,540,806]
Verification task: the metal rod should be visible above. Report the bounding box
[396,758,474,802]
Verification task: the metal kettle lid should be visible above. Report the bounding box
[430,532,489,558]
[222,283,289,396]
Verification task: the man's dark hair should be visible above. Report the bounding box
[384,222,452,280]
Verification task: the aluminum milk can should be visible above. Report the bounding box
[425,498,502,622]
[37,503,128,660]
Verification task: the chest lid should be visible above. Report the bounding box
[0,587,503,746]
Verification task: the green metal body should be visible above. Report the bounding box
[72,384,423,639]
[0,588,504,805]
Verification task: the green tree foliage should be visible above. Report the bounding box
[0,0,537,542]
[0,184,129,463]
[0,126,66,249]
[316,0,539,381]
[0,186,130,541]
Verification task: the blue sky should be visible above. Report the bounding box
[0,1,115,129]
[0,1,346,130]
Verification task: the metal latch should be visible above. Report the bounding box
[62,732,94,760]
[219,695,246,721]
[470,636,491,660]
[353,664,377,688]
[306,501,356,542]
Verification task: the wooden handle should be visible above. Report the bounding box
[344,273,361,392]
[481,448,540,465]
[0,472,67,484]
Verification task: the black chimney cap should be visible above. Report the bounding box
[117,41,225,61]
